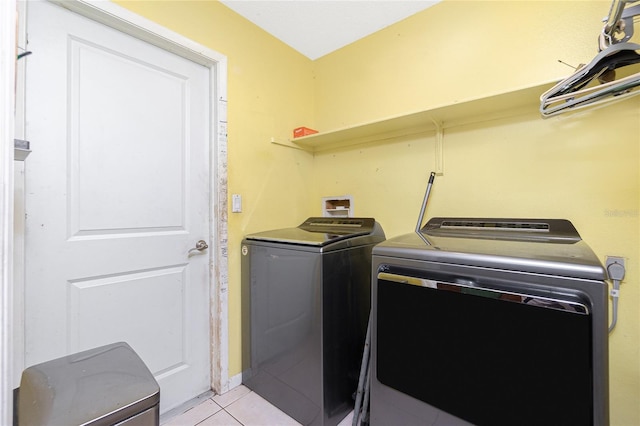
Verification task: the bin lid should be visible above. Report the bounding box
[19,342,160,426]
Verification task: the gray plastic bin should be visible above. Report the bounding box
[18,342,160,426]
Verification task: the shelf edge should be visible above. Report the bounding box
[293,82,556,152]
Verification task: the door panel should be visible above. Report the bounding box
[67,265,188,375]
[25,0,211,412]
[69,35,187,234]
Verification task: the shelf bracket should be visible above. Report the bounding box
[430,118,444,175]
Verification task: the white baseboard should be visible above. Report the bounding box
[227,372,243,391]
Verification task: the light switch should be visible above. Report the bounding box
[232,194,242,213]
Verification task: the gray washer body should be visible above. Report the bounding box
[241,218,385,426]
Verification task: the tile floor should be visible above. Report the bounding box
[160,385,355,426]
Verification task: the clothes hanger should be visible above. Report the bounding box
[540,0,640,117]
[540,42,640,116]
[541,65,640,116]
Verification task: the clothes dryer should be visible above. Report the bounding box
[370,218,608,426]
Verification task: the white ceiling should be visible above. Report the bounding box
[219,1,441,60]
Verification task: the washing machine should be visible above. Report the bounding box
[241,217,385,426]
[370,218,609,426]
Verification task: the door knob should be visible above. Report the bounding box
[188,240,209,255]
[194,240,209,250]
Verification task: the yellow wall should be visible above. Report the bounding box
[115,1,639,424]
[313,1,639,425]
[312,1,605,130]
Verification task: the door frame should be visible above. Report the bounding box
[16,0,230,401]
[0,0,17,424]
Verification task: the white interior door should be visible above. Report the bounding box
[24,0,212,412]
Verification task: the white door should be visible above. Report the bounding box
[24,0,211,412]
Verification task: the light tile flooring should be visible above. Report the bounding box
[161,385,355,426]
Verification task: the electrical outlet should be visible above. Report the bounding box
[605,256,625,269]
[605,256,625,281]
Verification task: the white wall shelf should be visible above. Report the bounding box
[292,82,554,153]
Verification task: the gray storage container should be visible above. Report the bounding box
[18,342,159,426]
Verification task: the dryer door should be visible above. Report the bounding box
[374,270,594,426]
